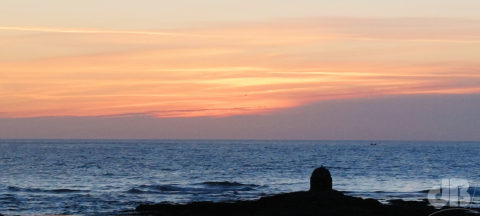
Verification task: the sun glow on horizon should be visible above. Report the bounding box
[1,18,480,118]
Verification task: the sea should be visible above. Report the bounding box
[1,139,479,215]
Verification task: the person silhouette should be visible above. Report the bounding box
[310,166,332,192]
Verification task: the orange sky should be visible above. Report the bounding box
[1,18,480,118]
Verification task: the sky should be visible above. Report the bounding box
[1,0,479,140]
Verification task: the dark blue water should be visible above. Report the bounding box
[1,140,479,215]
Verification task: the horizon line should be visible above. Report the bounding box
[1,138,479,142]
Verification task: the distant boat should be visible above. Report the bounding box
[370,142,377,146]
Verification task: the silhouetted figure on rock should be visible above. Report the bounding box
[135,167,457,216]
[310,166,332,192]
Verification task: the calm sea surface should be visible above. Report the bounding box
[1,139,479,215]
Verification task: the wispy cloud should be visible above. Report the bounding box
[0,26,200,37]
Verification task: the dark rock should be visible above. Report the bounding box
[309,166,332,192]
[134,190,458,216]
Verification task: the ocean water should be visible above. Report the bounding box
[0,139,479,215]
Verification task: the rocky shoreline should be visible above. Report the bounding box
[127,167,479,216]
[131,190,479,216]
